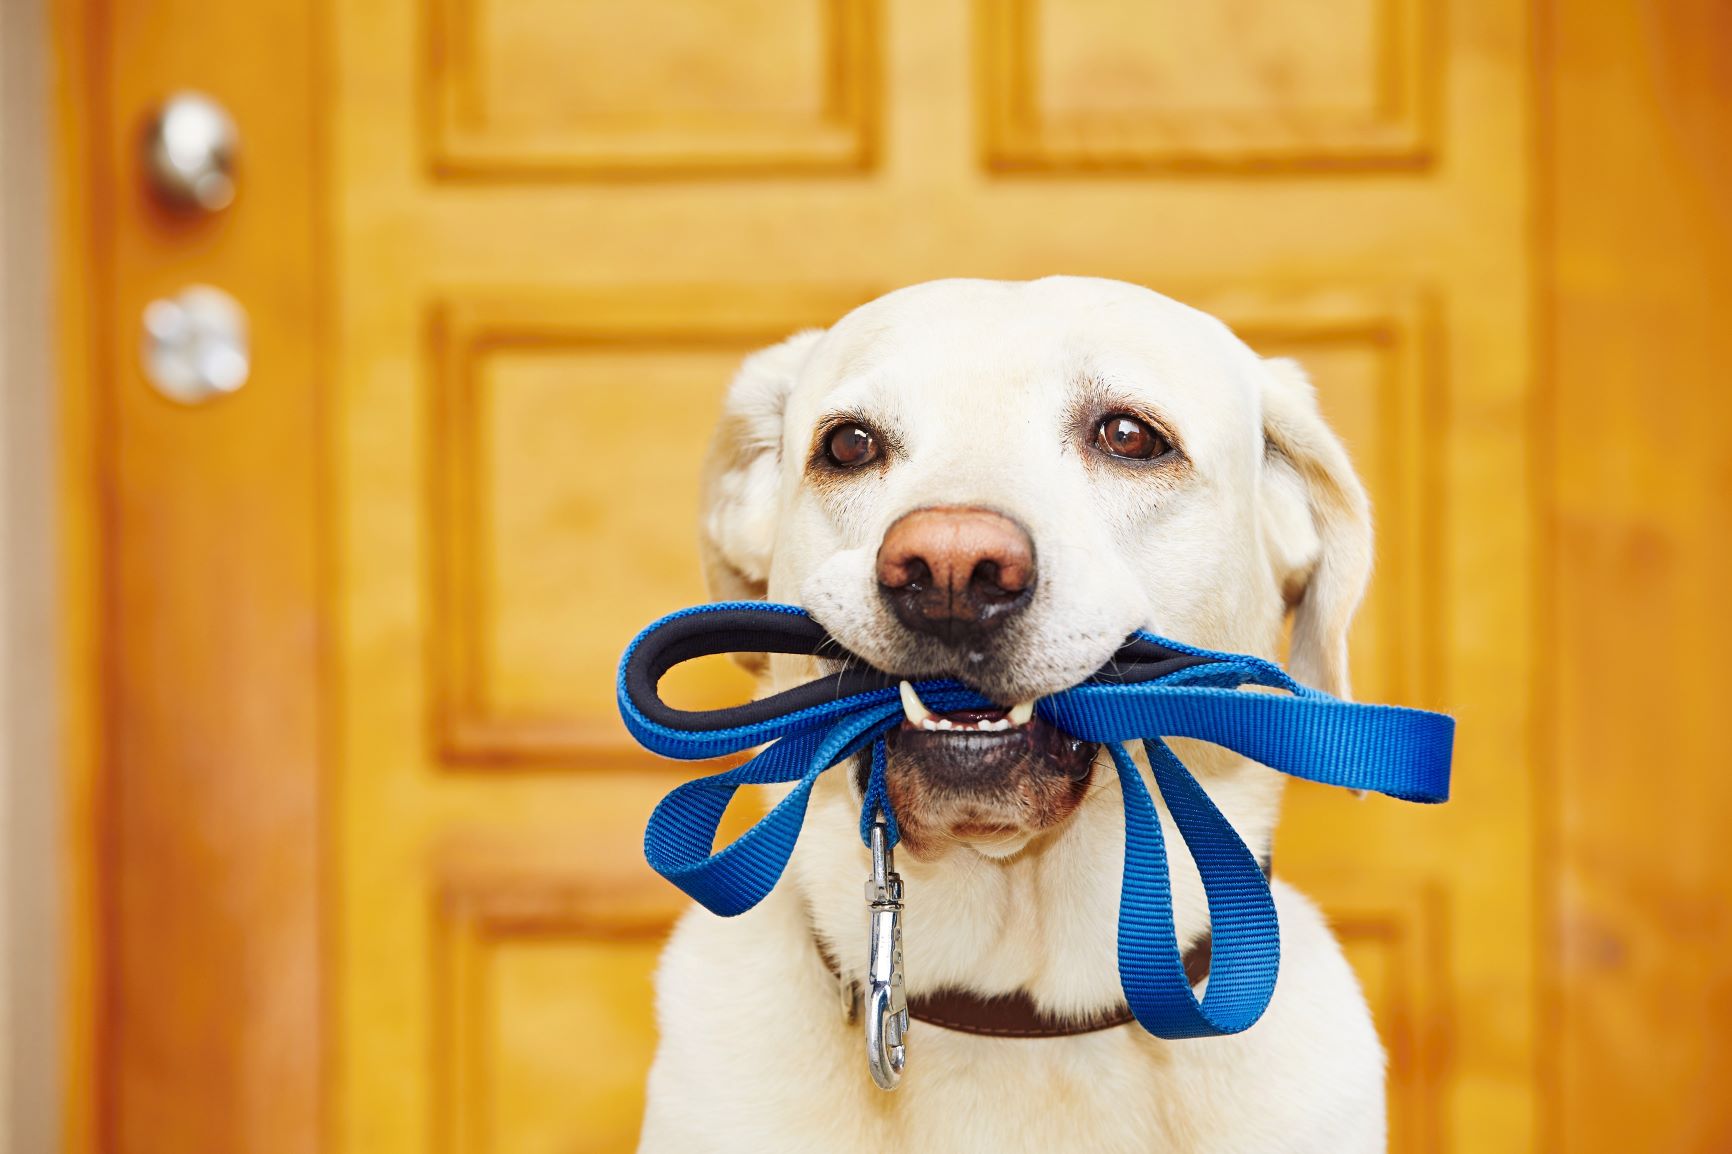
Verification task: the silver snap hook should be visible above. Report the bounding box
[864,818,907,1090]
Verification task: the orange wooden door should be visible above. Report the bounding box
[345,0,1535,1145]
[68,1,1541,1152]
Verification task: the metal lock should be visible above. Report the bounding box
[142,91,239,213]
[864,820,908,1090]
[140,285,250,404]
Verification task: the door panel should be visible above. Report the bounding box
[424,0,877,176]
[979,0,1434,170]
[434,877,672,1154]
[425,290,863,766]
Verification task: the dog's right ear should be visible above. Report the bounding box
[1257,356,1373,699]
[698,329,824,602]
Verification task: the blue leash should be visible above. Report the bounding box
[616,601,1452,1040]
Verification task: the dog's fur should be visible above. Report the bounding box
[639,278,1384,1153]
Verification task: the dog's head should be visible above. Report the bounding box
[700,278,1370,860]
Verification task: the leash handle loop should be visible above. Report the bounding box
[1111,740,1280,1037]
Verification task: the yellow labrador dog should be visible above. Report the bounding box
[639,278,1383,1153]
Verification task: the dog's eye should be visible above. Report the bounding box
[1094,414,1169,461]
[824,422,880,468]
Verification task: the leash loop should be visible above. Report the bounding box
[617,602,1453,1061]
[1111,739,1280,1036]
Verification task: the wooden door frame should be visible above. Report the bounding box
[52,0,1732,1149]
[1532,0,1732,1148]
[55,0,328,1150]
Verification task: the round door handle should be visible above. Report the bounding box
[143,91,239,213]
[141,285,250,404]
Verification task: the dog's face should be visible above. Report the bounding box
[701,278,1369,859]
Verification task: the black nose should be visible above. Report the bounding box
[875,507,1036,644]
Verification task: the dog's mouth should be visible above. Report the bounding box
[866,681,1099,859]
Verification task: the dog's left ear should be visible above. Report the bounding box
[1257,356,1373,698]
[698,329,825,603]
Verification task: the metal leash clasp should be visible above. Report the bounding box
[864,816,907,1090]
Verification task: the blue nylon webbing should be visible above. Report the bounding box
[617,601,1453,1038]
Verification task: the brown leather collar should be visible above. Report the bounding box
[809,854,1270,1040]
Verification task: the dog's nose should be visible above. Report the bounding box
[876,507,1036,643]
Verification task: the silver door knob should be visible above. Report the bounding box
[141,286,250,404]
[143,92,239,213]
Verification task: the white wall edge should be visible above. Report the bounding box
[1,0,62,1145]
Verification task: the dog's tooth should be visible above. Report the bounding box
[983,718,1009,731]
[935,718,955,730]
[920,717,941,731]
[899,681,933,727]
[1008,699,1036,726]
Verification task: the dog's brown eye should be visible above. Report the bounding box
[1095,414,1169,461]
[825,422,879,468]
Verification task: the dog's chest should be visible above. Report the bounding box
[870,1030,1183,1153]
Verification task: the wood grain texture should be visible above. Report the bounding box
[1201,287,1440,706]
[1309,874,1451,1154]
[346,0,1532,1146]
[50,0,101,1146]
[66,0,1732,1144]
[56,0,1543,1149]
[426,288,872,768]
[68,0,326,1149]
[978,0,1437,172]
[425,0,879,177]
[1537,1,1732,1148]
[433,870,686,1154]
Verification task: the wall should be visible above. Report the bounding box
[0,0,59,1145]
